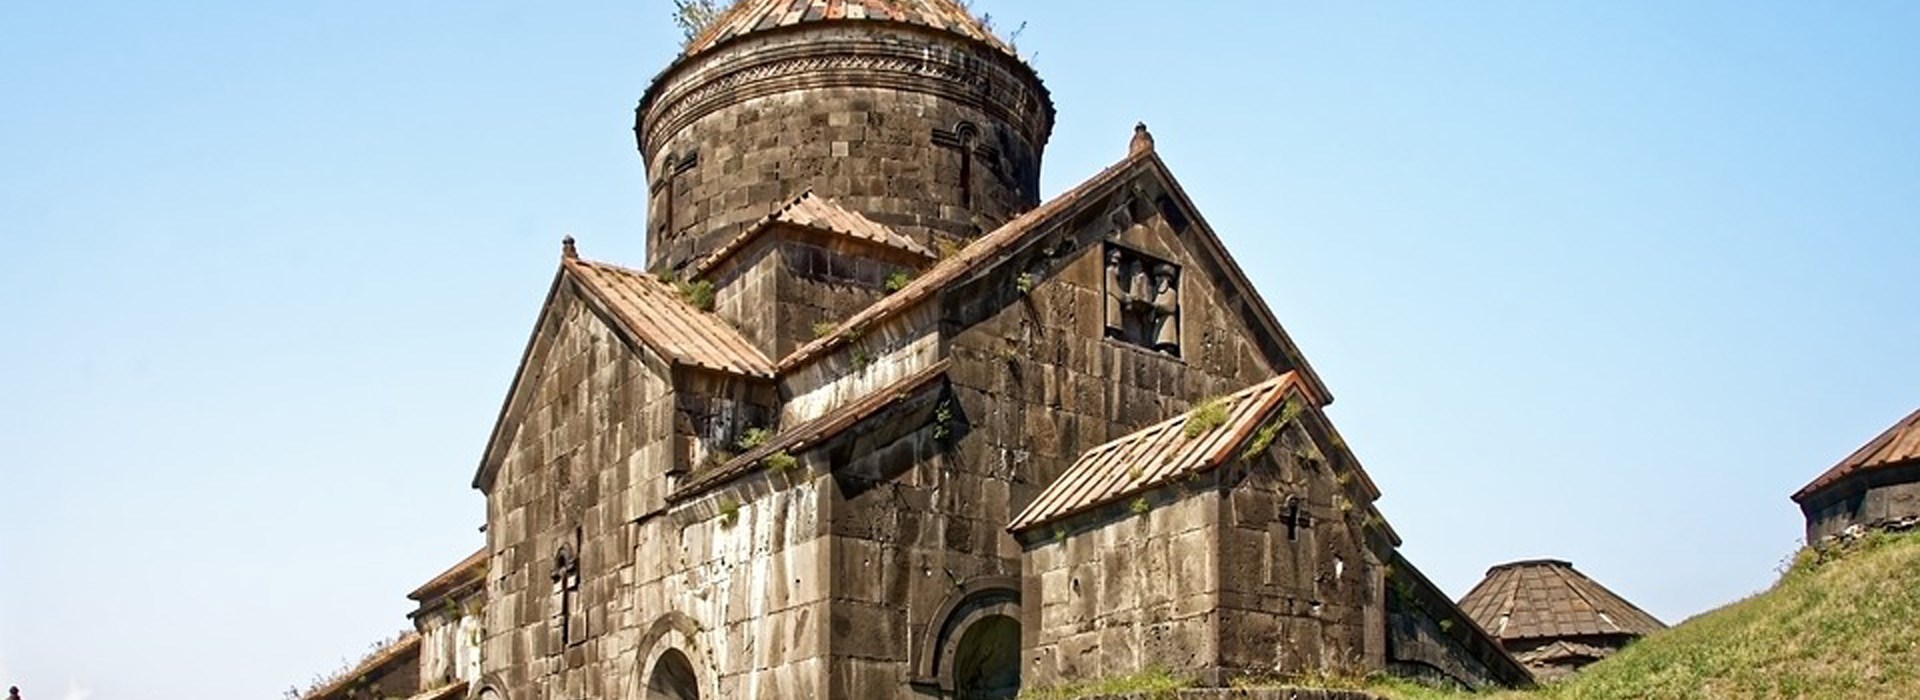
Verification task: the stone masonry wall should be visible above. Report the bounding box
[1804,467,1920,542]
[638,25,1051,273]
[1216,443,1381,679]
[710,229,927,363]
[1024,496,1222,688]
[809,185,1284,698]
[481,285,675,700]
[632,471,836,700]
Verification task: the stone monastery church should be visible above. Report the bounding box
[293,1,1546,699]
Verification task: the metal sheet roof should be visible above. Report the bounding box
[1794,407,1920,502]
[407,548,486,602]
[1458,560,1666,643]
[692,191,933,279]
[1008,372,1309,533]
[565,257,776,379]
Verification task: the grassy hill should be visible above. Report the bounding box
[1379,528,1920,700]
[1017,530,1920,700]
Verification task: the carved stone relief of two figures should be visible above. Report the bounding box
[1104,245,1180,355]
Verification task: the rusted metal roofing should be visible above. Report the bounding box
[1009,372,1313,533]
[407,548,486,602]
[682,0,1014,59]
[300,632,422,700]
[1793,408,1920,503]
[691,191,934,279]
[1458,560,1665,643]
[563,256,775,379]
[672,360,950,499]
[779,148,1152,373]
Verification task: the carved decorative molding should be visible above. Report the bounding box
[639,38,1051,158]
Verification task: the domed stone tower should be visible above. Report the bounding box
[635,0,1054,273]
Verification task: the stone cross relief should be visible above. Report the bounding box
[1103,244,1181,355]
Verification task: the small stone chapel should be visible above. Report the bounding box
[293,2,1538,699]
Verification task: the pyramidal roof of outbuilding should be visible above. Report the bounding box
[1458,560,1666,643]
[682,0,1015,59]
[1793,407,1920,503]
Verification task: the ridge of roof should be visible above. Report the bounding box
[1793,407,1920,503]
[1458,559,1665,643]
[407,548,487,602]
[564,256,776,379]
[671,359,951,500]
[681,0,1016,61]
[777,149,1152,373]
[1009,373,1312,533]
[690,190,934,280]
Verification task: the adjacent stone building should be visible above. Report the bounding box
[297,1,1538,697]
[294,552,484,700]
[1456,560,1665,681]
[1793,408,1920,544]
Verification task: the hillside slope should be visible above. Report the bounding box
[1380,529,1920,700]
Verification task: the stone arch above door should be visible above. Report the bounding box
[913,577,1022,697]
[631,613,716,700]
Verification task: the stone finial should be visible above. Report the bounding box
[561,235,578,260]
[1129,122,1155,156]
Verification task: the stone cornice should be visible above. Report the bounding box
[637,31,1053,160]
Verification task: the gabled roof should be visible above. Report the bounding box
[1793,408,1920,503]
[672,360,951,500]
[773,143,1334,405]
[564,255,775,378]
[691,190,935,279]
[777,150,1147,373]
[407,548,486,602]
[1458,559,1665,643]
[682,0,1015,59]
[1009,373,1314,532]
[475,243,778,491]
[299,633,421,700]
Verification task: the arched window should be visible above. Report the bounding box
[646,649,700,700]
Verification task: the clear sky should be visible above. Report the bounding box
[2,2,1915,699]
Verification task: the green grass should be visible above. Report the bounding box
[1183,396,1230,439]
[1018,669,1191,700]
[1368,529,1920,700]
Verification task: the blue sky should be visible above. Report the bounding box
[2,2,1915,699]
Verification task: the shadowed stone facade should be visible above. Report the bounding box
[293,2,1537,699]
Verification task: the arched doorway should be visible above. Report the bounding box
[952,614,1020,699]
[646,649,700,700]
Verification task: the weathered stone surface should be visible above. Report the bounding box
[638,22,1053,275]
[294,4,1546,699]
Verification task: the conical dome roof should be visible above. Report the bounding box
[682,0,1015,59]
[1458,559,1665,643]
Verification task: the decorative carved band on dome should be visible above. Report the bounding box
[638,38,1052,159]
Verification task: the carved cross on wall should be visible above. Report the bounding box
[653,151,699,242]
